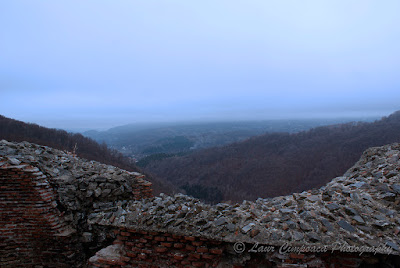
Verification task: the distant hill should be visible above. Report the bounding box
[0,115,174,195]
[84,118,377,160]
[143,111,400,203]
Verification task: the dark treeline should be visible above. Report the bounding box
[0,115,175,194]
[144,111,400,202]
[0,115,137,170]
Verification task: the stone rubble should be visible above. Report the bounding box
[89,143,400,254]
[0,139,151,209]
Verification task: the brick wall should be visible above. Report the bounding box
[132,176,153,200]
[0,163,75,267]
[89,229,224,268]
[88,228,400,268]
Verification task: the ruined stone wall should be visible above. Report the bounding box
[0,140,154,267]
[87,143,400,267]
[2,140,400,267]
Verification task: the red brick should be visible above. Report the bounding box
[174,243,184,249]
[188,253,201,260]
[201,254,214,260]
[173,253,185,261]
[209,248,223,255]
[192,241,203,247]
[185,236,196,241]
[192,262,206,267]
[197,247,208,253]
[126,251,137,258]
[154,236,166,242]
[130,247,140,252]
[186,244,196,251]
[161,242,172,247]
[155,246,168,253]
[138,253,147,260]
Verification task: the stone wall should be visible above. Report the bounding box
[0,140,153,267]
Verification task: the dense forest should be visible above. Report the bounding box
[0,115,174,194]
[143,111,400,203]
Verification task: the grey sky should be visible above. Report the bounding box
[1,1,400,130]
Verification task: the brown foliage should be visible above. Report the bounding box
[144,111,400,202]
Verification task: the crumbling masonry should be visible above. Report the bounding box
[1,140,400,267]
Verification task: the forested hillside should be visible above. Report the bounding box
[143,111,400,202]
[0,115,174,194]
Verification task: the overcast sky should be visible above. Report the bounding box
[1,1,400,130]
